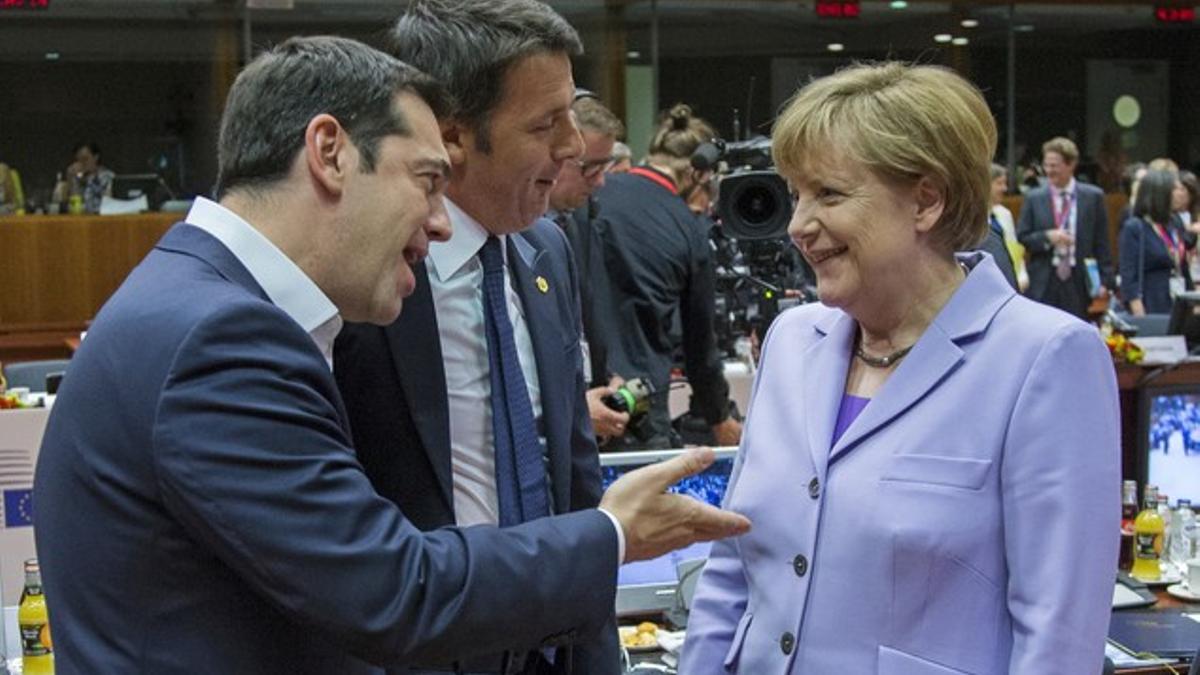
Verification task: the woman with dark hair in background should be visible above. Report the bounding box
[1120,169,1191,315]
[51,141,114,214]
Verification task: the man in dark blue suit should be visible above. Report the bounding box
[336,3,622,672]
[33,36,749,675]
[1017,136,1114,319]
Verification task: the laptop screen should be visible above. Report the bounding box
[599,447,738,615]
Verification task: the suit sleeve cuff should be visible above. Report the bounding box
[597,507,626,564]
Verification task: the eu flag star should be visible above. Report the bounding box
[3,488,34,528]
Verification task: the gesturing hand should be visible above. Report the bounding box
[600,447,751,562]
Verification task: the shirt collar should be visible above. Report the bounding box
[1056,178,1077,198]
[428,198,506,281]
[185,197,341,355]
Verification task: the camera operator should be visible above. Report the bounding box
[593,103,742,449]
[546,91,630,441]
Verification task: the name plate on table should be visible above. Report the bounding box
[1130,335,1188,365]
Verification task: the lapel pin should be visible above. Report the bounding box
[535,276,549,294]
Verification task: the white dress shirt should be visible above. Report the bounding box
[427,199,546,528]
[1053,177,1078,230]
[185,197,342,369]
[1052,178,1078,266]
[428,200,625,562]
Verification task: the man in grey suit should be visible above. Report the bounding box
[34,35,749,675]
[1017,136,1114,318]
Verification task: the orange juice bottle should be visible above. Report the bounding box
[18,558,54,674]
[1131,487,1165,581]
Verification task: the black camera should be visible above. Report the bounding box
[601,377,655,420]
[691,136,792,242]
[692,137,809,356]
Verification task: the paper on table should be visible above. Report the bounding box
[99,195,148,215]
[1105,639,1176,667]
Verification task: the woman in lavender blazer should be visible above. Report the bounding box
[680,62,1120,675]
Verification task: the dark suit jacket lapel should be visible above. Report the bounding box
[1077,190,1094,254]
[158,223,269,303]
[384,262,454,512]
[158,223,356,437]
[1033,188,1052,237]
[507,234,572,513]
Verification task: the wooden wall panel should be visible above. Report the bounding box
[0,213,178,327]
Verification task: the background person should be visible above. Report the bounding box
[0,162,21,215]
[1176,169,1198,228]
[608,140,632,174]
[35,35,749,675]
[989,162,1028,291]
[1016,136,1114,319]
[681,62,1119,674]
[51,141,114,214]
[546,92,630,442]
[592,103,742,450]
[1120,169,1192,315]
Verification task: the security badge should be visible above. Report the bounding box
[535,276,549,294]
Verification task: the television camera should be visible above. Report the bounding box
[691,136,811,356]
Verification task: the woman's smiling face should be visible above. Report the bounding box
[787,152,927,315]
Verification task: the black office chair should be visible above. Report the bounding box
[2,359,69,392]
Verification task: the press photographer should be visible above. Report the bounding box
[694,135,812,358]
[592,103,742,450]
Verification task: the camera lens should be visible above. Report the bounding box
[718,171,792,240]
[734,183,778,226]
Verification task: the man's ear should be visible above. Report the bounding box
[913,176,946,234]
[304,114,352,198]
[441,119,469,169]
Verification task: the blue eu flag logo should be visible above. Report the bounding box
[3,488,34,528]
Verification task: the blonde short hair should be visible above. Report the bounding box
[1042,137,1079,164]
[773,62,997,253]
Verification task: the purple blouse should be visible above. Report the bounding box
[832,394,870,446]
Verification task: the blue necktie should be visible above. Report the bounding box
[479,236,549,527]
[989,213,1004,238]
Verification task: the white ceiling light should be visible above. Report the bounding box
[952,37,969,45]
[934,34,953,43]
[827,43,845,52]
[961,19,979,28]
[890,1,908,8]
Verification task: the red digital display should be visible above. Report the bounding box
[1155,6,1196,22]
[815,1,860,19]
[0,0,50,8]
